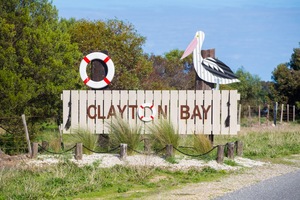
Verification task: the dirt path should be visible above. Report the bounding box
[143,156,300,200]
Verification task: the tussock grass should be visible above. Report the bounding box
[149,119,180,151]
[71,128,98,155]
[193,134,212,154]
[108,116,142,154]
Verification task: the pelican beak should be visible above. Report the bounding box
[180,37,198,60]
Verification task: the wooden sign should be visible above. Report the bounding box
[62,90,240,135]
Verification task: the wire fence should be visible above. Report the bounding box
[239,103,297,127]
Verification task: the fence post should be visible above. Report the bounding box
[22,114,32,156]
[31,142,38,158]
[280,104,284,123]
[235,141,243,156]
[293,105,295,122]
[216,145,224,164]
[248,105,251,118]
[287,104,289,122]
[227,142,235,159]
[144,138,151,153]
[120,143,127,160]
[75,143,83,160]
[166,144,173,158]
[267,104,270,126]
[258,105,261,125]
[273,102,278,126]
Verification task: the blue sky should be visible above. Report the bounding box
[52,0,300,81]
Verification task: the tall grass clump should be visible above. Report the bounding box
[108,116,142,154]
[149,119,180,151]
[71,128,98,155]
[193,134,212,154]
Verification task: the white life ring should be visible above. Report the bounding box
[79,52,115,89]
[138,103,156,122]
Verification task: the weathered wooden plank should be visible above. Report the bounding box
[178,90,187,134]
[221,90,229,134]
[195,90,204,134]
[203,90,212,134]
[62,90,71,133]
[79,90,87,129]
[95,90,104,134]
[186,90,195,134]
[87,90,96,133]
[212,90,221,135]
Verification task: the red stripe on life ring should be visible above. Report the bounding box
[83,77,90,84]
[140,116,144,119]
[151,116,154,120]
[83,56,90,63]
[104,77,110,84]
[150,105,154,109]
[103,56,110,63]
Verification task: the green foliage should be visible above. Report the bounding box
[68,19,153,90]
[230,67,266,105]
[71,128,99,155]
[149,119,180,150]
[108,116,142,154]
[0,0,81,119]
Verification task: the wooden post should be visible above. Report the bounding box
[238,104,241,125]
[41,141,49,152]
[166,144,173,158]
[258,105,261,125]
[293,105,295,122]
[216,145,224,164]
[280,104,284,123]
[75,143,83,160]
[248,105,251,118]
[287,104,289,122]
[22,114,32,156]
[227,142,235,159]
[120,143,127,160]
[195,49,215,90]
[144,138,151,153]
[31,142,38,158]
[235,141,243,156]
[267,104,270,126]
[91,50,109,90]
[273,102,278,126]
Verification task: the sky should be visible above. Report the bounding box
[52,0,300,81]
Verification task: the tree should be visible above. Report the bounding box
[230,67,266,105]
[143,49,195,90]
[0,0,81,118]
[67,19,153,89]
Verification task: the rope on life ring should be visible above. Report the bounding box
[138,103,156,122]
[79,52,115,89]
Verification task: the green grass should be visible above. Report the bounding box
[215,124,300,159]
[0,163,227,200]
[3,123,300,199]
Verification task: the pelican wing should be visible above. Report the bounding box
[202,57,238,80]
[181,37,198,60]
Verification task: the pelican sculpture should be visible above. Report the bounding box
[181,31,239,85]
